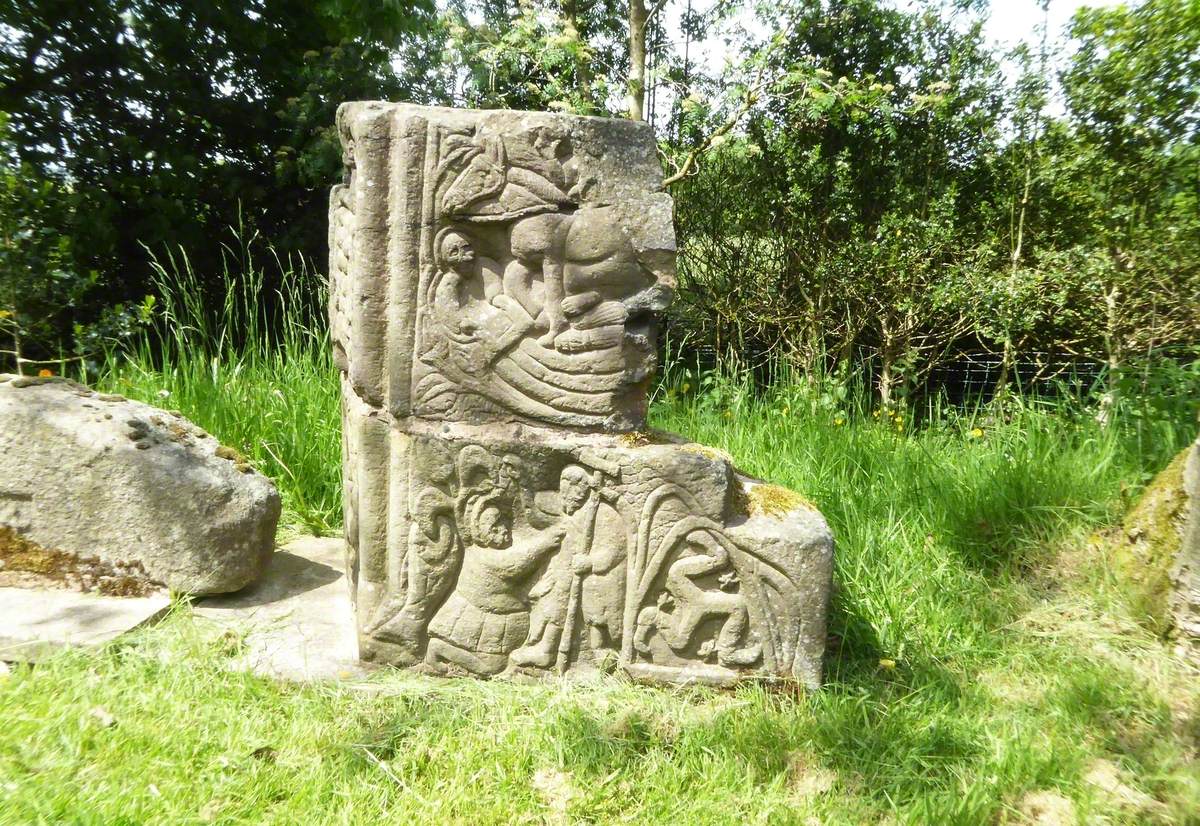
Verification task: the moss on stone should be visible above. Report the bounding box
[215,444,248,464]
[745,484,814,518]
[0,526,159,597]
[1109,446,1190,635]
[678,442,736,466]
[618,431,650,447]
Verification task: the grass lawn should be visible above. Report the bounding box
[2,266,1197,822]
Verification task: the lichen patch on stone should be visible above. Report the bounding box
[619,431,651,447]
[678,442,735,466]
[215,444,249,464]
[1106,446,1190,634]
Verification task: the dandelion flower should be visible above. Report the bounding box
[969,427,984,438]
[833,417,845,426]
[37,368,53,377]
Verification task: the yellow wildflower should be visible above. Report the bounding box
[37,368,53,377]
[833,417,845,426]
[969,427,984,438]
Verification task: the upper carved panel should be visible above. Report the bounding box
[332,103,676,431]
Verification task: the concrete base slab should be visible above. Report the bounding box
[194,536,371,682]
[0,587,170,661]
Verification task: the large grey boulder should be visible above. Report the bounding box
[0,375,280,595]
[1110,432,1200,659]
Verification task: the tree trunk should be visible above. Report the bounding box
[1098,282,1123,425]
[12,327,23,376]
[879,356,894,409]
[627,0,648,120]
[993,336,1013,400]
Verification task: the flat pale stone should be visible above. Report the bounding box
[194,536,371,682]
[0,587,170,661]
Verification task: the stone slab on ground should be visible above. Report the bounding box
[0,586,170,661]
[194,536,371,682]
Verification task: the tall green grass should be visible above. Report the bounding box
[97,240,341,534]
[21,252,1191,822]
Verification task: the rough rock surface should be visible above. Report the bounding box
[1110,433,1200,657]
[330,103,833,687]
[0,375,281,595]
[1170,434,1200,657]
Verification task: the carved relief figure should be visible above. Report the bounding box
[425,489,566,676]
[410,122,671,427]
[634,530,761,668]
[511,459,625,670]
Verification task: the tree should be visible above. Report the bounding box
[1057,0,1200,392]
[674,0,1006,404]
[0,0,436,353]
[443,0,627,115]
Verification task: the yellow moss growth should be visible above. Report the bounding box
[215,444,249,464]
[745,484,814,518]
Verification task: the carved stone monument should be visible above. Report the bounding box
[330,103,833,687]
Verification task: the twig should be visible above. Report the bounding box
[660,39,779,188]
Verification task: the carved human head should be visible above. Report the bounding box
[559,464,592,515]
[475,502,511,549]
[498,454,522,489]
[438,229,476,274]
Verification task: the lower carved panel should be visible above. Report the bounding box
[343,416,833,687]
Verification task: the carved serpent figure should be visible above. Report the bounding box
[637,531,762,669]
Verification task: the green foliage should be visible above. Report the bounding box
[670,0,1200,406]
[0,114,149,371]
[442,0,627,115]
[671,0,1006,403]
[0,0,436,356]
[0,128,77,369]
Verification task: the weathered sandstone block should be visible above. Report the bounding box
[0,375,280,595]
[331,103,832,686]
[1171,434,1200,656]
